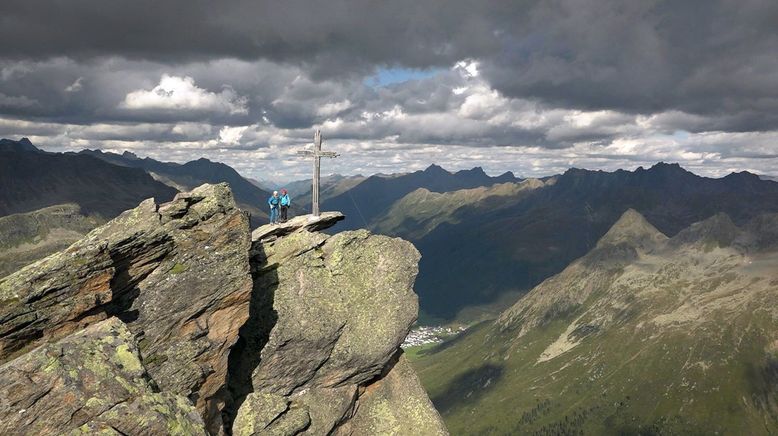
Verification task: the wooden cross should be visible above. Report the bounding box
[296,129,338,217]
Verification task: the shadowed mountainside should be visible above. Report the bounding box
[77,149,282,225]
[323,164,520,230]
[0,138,177,219]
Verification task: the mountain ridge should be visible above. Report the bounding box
[0,138,177,219]
[76,148,275,225]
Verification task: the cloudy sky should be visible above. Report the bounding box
[1,0,777,181]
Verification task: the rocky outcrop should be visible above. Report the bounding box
[250,212,345,242]
[0,183,446,435]
[0,183,252,433]
[228,218,448,435]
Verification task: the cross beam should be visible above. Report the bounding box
[296,129,339,217]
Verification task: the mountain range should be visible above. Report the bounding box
[413,209,778,434]
[0,138,177,218]
[76,149,278,225]
[5,137,778,325]
[368,163,778,320]
[322,164,521,229]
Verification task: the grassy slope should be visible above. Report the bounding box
[0,204,104,277]
[413,214,778,435]
[373,180,545,240]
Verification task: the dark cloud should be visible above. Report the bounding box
[0,0,776,180]
[2,0,777,125]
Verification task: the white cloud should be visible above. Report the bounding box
[121,74,248,115]
[453,60,480,78]
[65,77,84,93]
[219,125,249,145]
[457,86,507,119]
[316,99,352,118]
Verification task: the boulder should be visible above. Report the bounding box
[251,212,345,242]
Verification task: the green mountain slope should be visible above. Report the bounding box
[413,210,778,435]
[0,204,103,277]
[373,179,548,240]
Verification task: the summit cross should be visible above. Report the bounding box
[296,129,339,217]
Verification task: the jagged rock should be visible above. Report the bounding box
[251,212,345,242]
[334,354,448,436]
[230,218,448,435]
[294,385,358,435]
[0,317,206,435]
[0,183,252,433]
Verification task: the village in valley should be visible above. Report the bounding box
[401,325,466,349]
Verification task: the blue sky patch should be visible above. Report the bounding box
[365,67,443,87]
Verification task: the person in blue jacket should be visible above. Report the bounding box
[279,188,291,223]
[268,190,280,224]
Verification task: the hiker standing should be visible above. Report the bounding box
[268,191,280,224]
[279,189,291,223]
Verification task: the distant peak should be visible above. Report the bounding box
[596,209,667,249]
[647,162,691,175]
[423,164,449,175]
[670,213,739,249]
[723,170,760,181]
[0,137,40,152]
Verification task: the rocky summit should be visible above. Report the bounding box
[0,183,447,435]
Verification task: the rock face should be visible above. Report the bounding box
[228,218,448,435]
[0,183,253,433]
[0,183,446,435]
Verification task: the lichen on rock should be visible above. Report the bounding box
[0,183,252,433]
[0,317,206,435]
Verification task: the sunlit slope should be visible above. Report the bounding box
[414,210,778,435]
[373,179,547,240]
